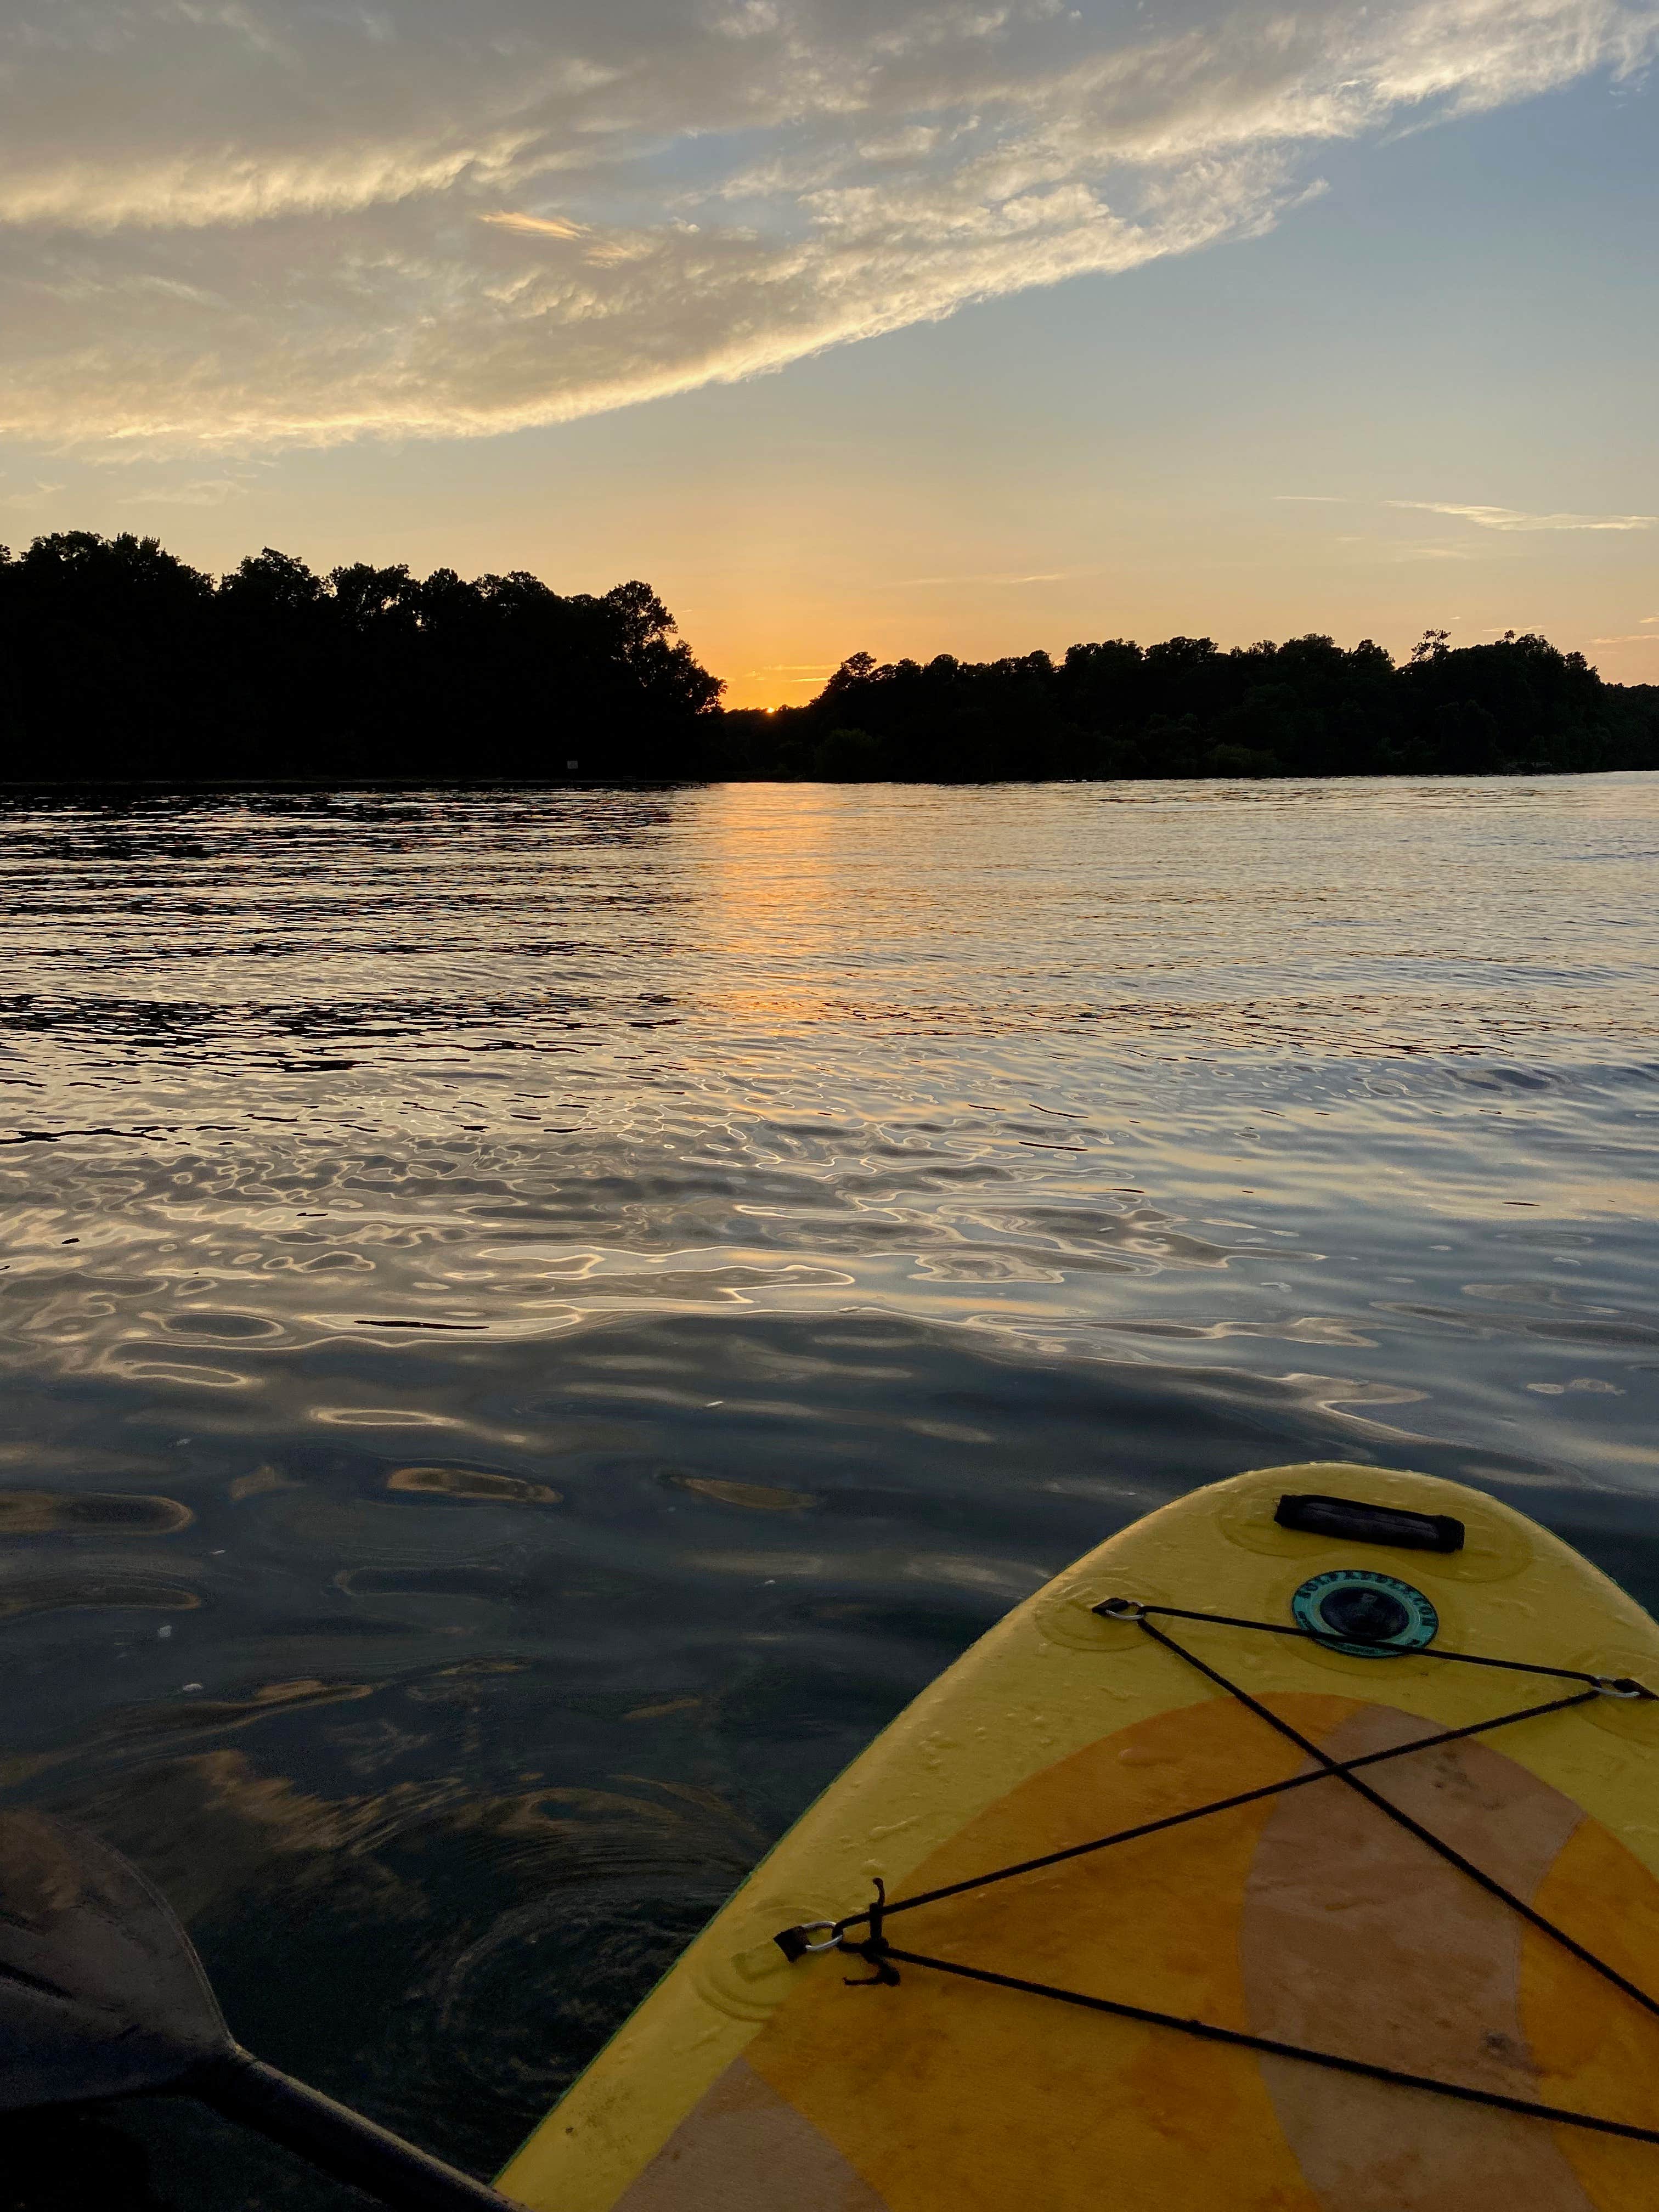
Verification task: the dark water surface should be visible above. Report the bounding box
[3,776,1658,2203]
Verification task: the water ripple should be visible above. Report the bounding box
[2,776,1658,2203]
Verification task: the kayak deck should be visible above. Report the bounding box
[498,1462,1659,2212]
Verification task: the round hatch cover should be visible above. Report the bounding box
[1291,1567,1438,1657]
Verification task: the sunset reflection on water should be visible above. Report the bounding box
[1,772,1657,2204]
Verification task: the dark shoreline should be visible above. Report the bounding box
[4,531,1656,787]
[0,763,1649,797]
[0,777,674,793]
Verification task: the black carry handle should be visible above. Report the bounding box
[196,2050,521,2211]
[1275,1492,1464,1553]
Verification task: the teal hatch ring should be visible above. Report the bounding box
[1291,1568,1439,1657]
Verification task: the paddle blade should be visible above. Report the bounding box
[0,1811,233,2110]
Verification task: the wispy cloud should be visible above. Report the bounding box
[0,0,1650,453]
[1,481,66,509]
[1273,494,1348,503]
[1388,502,1657,533]
[1589,634,1659,644]
[478,213,589,241]
[890,568,1090,588]
[117,477,250,507]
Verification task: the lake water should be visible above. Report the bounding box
[4,775,1658,2205]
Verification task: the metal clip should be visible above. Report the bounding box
[843,1878,901,1988]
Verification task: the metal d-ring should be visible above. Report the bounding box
[1092,1596,1146,1621]
[795,1921,846,1954]
[1594,1675,1651,1701]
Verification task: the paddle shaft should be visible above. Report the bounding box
[193,2049,520,2211]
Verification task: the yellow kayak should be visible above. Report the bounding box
[498,1462,1659,2211]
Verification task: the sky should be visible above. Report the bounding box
[1,0,1655,707]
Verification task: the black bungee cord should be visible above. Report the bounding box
[775,1599,1659,2149]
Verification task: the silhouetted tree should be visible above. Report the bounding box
[0,534,723,781]
[721,627,1657,783]
[3,533,1654,785]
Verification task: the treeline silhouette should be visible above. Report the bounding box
[2,531,1655,784]
[0,532,721,780]
[718,631,1659,781]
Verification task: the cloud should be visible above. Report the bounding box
[117,477,251,507]
[1,479,66,508]
[1589,633,1659,644]
[1388,501,1658,532]
[890,567,1092,586]
[0,0,1652,453]
[480,213,590,242]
